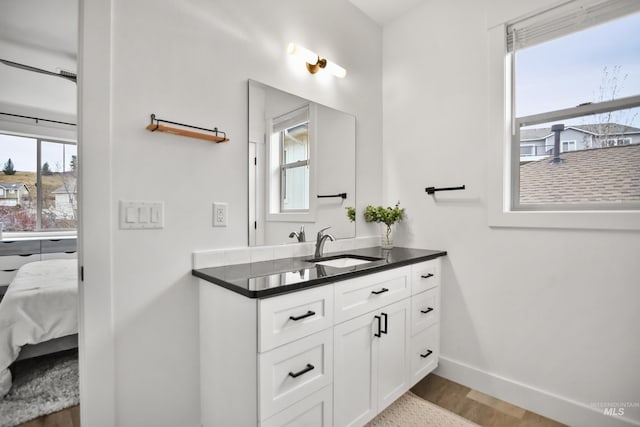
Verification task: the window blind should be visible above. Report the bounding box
[506,0,640,52]
[272,105,309,134]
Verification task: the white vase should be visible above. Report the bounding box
[380,223,394,250]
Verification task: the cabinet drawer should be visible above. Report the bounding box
[0,254,41,271]
[259,328,333,420]
[41,251,77,260]
[40,239,77,254]
[411,286,439,335]
[411,260,440,295]
[334,267,411,324]
[260,385,332,427]
[0,240,40,256]
[410,324,439,387]
[259,286,334,352]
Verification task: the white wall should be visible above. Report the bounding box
[81,0,382,425]
[383,1,640,426]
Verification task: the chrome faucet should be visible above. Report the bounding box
[314,226,335,258]
[289,226,306,242]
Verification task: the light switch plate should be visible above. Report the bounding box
[120,201,164,229]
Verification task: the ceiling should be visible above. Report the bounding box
[0,0,78,61]
[348,0,430,26]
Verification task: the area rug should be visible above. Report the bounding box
[366,391,480,427]
[0,350,79,427]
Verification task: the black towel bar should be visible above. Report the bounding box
[425,185,465,195]
[317,193,347,199]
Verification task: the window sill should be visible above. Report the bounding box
[1,231,77,241]
[488,208,640,231]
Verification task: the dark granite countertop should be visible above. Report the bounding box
[192,246,447,299]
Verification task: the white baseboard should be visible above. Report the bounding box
[435,356,640,427]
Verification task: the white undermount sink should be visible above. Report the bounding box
[314,257,374,268]
[307,254,383,268]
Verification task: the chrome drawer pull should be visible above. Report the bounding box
[288,363,314,378]
[420,307,434,314]
[420,350,433,359]
[289,310,316,321]
[371,287,389,295]
[421,273,434,279]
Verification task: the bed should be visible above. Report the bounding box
[0,259,78,399]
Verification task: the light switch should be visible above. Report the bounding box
[125,207,138,223]
[139,206,150,223]
[120,201,164,229]
[151,206,161,223]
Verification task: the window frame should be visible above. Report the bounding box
[487,10,640,231]
[0,131,78,237]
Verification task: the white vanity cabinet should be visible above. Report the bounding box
[198,256,442,427]
[333,298,410,427]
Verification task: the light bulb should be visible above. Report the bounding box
[324,60,347,79]
[287,43,319,66]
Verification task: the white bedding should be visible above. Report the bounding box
[0,259,78,399]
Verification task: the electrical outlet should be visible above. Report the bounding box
[213,202,228,227]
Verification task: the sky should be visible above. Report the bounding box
[0,133,76,173]
[516,11,640,128]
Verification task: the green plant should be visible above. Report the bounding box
[346,206,356,222]
[363,202,405,248]
[363,202,404,226]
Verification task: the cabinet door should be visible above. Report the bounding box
[377,298,411,412]
[333,311,378,427]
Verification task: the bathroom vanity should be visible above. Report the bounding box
[193,246,446,427]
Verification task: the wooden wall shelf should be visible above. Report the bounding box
[146,114,229,143]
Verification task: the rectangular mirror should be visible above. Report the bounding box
[248,80,356,246]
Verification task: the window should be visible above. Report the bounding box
[607,138,632,146]
[267,104,316,222]
[0,133,77,233]
[280,122,309,212]
[561,140,576,152]
[509,3,640,211]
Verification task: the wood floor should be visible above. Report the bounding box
[16,405,79,427]
[20,374,565,427]
[411,374,567,427]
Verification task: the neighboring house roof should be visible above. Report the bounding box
[52,179,77,194]
[569,123,640,136]
[520,123,640,141]
[0,183,29,192]
[519,144,640,204]
[520,128,553,140]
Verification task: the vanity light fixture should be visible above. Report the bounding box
[287,42,347,79]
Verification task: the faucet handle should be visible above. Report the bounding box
[318,226,331,235]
